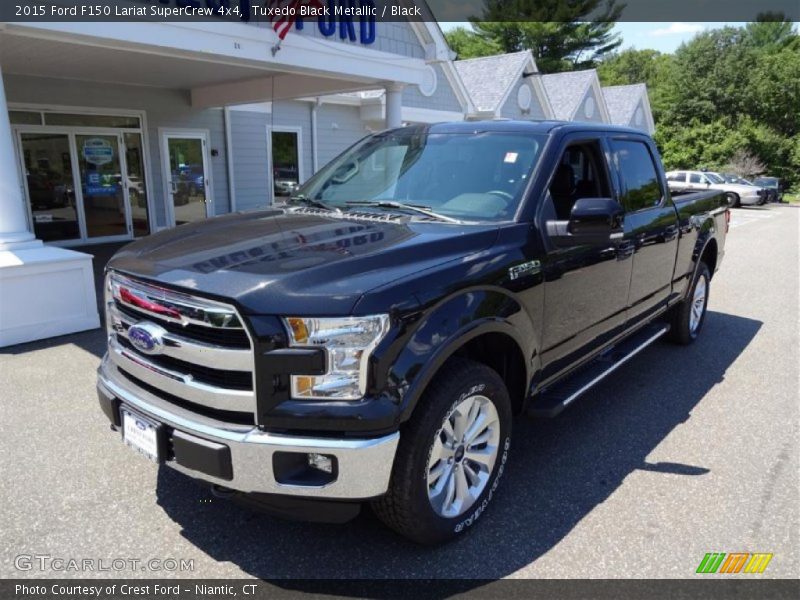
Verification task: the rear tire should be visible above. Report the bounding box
[726,193,740,208]
[372,358,512,545]
[667,263,711,345]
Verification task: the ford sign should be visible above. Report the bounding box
[127,322,166,356]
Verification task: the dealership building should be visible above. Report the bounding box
[0,11,654,347]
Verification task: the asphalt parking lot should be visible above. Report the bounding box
[1,205,797,581]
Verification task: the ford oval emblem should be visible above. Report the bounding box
[127,322,166,355]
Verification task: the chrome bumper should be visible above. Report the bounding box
[98,356,399,500]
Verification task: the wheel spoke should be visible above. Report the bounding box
[441,418,456,447]
[462,460,481,486]
[464,444,497,469]
[443,469,457,513]
[452,407,468,442]
[463,411,489,446]
[427,460,447,486]
[453,466,471,509]
[467,427,493,448]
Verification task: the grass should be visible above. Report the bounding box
[784,192,800,204]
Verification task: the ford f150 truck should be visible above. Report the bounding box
[98,121,728,544]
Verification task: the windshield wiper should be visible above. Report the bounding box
[289,195,341,213]
[345,201,462,223]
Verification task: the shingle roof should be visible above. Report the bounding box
[454,51,531,113]
[602,84,647,126]
[541,70,598,120]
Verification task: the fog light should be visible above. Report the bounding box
[307,453,334,474]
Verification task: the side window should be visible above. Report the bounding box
[611,140,662,212]
[547,141,611,220]
[667,172,685,182]
[689,173,703,184]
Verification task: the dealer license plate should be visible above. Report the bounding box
[121,409,161,462]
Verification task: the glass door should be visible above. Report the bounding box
[75,134,131,240]
[162,133,211,226]
[19,133,80,242]
[270,130,301,201]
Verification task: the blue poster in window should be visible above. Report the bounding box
[82,138,114,166]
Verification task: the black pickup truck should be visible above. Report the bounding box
[98,121,728,544]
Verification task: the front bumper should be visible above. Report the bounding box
[97,356,399,500]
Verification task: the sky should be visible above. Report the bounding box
[439,22,748,54]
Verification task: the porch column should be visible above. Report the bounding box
[385,83,404,129]
[0,65,100,347]
[0,64,37,249]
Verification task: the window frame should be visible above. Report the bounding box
[535,133,619,242]
[608,136,665,214]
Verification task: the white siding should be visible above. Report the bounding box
[499,80,547,120]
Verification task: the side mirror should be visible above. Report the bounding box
[705,181,711,188]
[546,198,624,247]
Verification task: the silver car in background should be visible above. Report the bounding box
[666,170,765,207]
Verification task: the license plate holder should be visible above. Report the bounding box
[121,408,164,463]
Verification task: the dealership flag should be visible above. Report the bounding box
[267,0,325,42]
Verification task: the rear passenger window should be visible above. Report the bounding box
[611,140,662,211]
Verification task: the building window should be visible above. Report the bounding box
[271,130,301,200]
[9,111,43,125]
[44,113,141,129]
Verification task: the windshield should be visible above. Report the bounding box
[705,173,724,184]
[295,130,547,222]
[755,177,778,187]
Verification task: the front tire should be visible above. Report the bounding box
[726,193,740,208]
[372,358,512,545]
[667,262,711,345]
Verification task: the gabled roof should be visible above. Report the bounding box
[602,83,654,133]
[541,69,609,122]
[454,51,533,114]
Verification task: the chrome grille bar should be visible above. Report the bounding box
[109,273,244,329]
[108,338,254,412]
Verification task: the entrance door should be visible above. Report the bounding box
[75,134,131,240]
[18,132,80,242]
[162,132,212,226]
[18,130,132,243]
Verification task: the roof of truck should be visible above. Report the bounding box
[383,120,650,137]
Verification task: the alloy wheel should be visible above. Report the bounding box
[426,394,501,518]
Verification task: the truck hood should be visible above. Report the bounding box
[108,208,499,315]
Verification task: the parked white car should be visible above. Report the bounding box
[666,170,764,207]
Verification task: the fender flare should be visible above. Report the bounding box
[383,289,536,424]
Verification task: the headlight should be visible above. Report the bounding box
[284,315,390,400]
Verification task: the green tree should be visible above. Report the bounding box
[745,47,800,135]
[448,1,623,72]
[597,48,677,121]
[444,26,502,59]
[745,17,798,51]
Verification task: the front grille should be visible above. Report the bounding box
[115,301,250,348]
[105,272,255,416]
